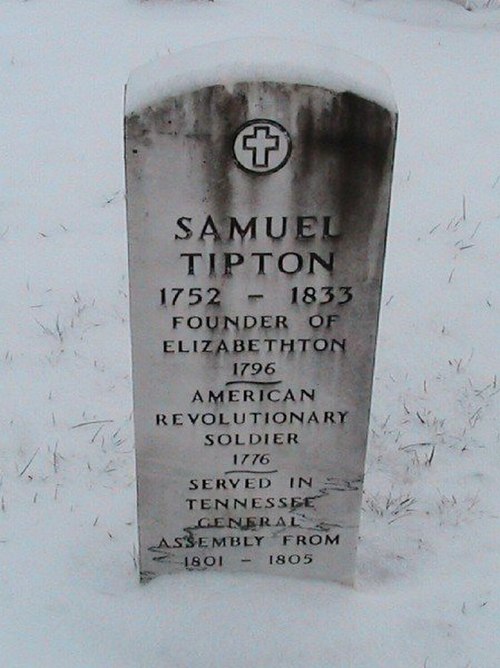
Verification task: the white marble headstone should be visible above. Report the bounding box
[125,40,397,583]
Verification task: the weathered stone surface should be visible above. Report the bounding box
[125,59,396,583]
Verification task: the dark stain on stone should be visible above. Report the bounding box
[134,85,251,378]
[195,85,248,222]
[295,96,317,177]
[127,85,249,233]
[126,112,153,148]
[126,95,189,150]
[294,89,395,234]
[334,93,394,230]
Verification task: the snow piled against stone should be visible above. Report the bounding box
[125,38,397,115]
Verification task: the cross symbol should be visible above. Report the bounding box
[242,125,280,168]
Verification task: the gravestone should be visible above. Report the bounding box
[125,39,397,584]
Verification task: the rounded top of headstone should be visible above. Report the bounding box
[125,38,397,115]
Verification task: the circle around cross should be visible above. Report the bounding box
[232,119,292,175]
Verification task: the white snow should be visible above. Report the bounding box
[0,1,499,667]
[344,0,500,26]
[125,38,397,114]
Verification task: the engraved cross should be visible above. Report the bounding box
[242,125,280,168]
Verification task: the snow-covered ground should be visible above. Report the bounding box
[1,1,499,666]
